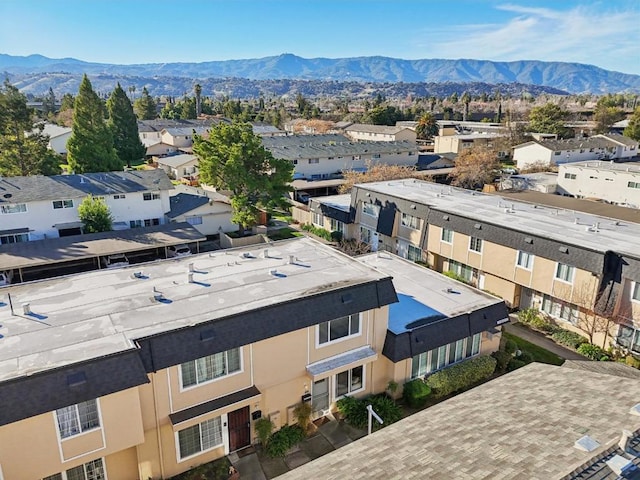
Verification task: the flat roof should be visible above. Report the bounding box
[280,363,640,480]
[561,160,640,174]
[292,178,345,190]
[0,223,205,270]
[314,194,352,213]
[356,179,640,258]
[359,252,503,334]
[0,237,391,382]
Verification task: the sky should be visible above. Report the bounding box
[1,0,639,74]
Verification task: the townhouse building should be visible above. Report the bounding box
[557,161,640,208]
[343,124,417,143]
[0,170,174,242]
[0,237,507,479]
[311,179,640,348]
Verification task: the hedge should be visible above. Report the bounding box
[336,394,402,431]
[426,355,497,397]
[402,379,432,408]
[265,425,305,458]
[551,329,588,349]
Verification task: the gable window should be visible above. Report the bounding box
[555,263,575,283]
[362,202,379,218]
[632,282,640,302]
[335,365,364,397]
[0,203,27,214]
[516,251,533,270]
[53,199,73,209]
[55,399,100,439]
[469,236,482,253]
[180,348,242,388]
[143,192,161,201]
[43,459,106,480]
[401,213,420,230]
[441,228,453,243]
[318,314,360,345]
[177,417,223,460]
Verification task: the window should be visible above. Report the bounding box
[143,192,161,201]
[130,220,142,228]
[0,203,27,214]
[407,245,422,262]
[144,218,160,227]
[516,251,533,270]
[564,173,577,180]
[541,294,578,325]
[318,314,360,345]
[372,154,381,159]
[362,202,379,218]
[554,151,561,156]
[178,417,223,459]
[335,365,364,397]
[312,212,323,226]
[180,348,241,388]
[330,218,344,233]
[401,213,420,230]
[628,182,640,189]
[186,216,203,225]
[360,226,372,244]
[0,233,28,245]
[617,325,640,353]
[113,194,126,199]
[308,158,319,164]
[411,333,481,378]
[448,259,474,283]
[52,199,74,209]
[469,236,482,253]
[632,282,640,302]
[441,228,453,243]
[43,459,106,480]
[56,399,100,439]
[555,263,575,283]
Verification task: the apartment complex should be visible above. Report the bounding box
[0,237,506,479]
[310,179,640,348]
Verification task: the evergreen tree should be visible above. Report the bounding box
[527,103,571,138]
[107,83,146,168]
[60,93,75,112]
[624,107,640,141]
[415,112,438,140]
[42,87,57,117]
[0,80,60,176]
[133,87,157,120]
[78,195,113,233]
[67,75,120,173]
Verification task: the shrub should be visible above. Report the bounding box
[293,402,313,435]
[254,417,274,446]
[300,223,332,241]
[517,308,540,325]
[330,230,343,242]
[507,359,527,372]
[504,339,517,355]
[442,270,470,284]
[626,355,640,369]
[336,395,402,431]
[517,351,534,364]
[551,329,588,349]
[517,308,557,333]
[402,379,432,408]
[491,350,513,373]
[426,355,497,397]
[265,425,305,458]
[576,343,608,361]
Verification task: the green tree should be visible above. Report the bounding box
[193,122,293,234]
[593,105,626,134]
[107,83,146,168]
[78,195,113,233]
[0,80,60,176]
[67,75,120,173]
[133,87,157,120]
[415,112,438,140]
[42,87,57,117]
[461,92,471,121]
[527,103,571,138]
[60,93,75,112]
[624,107,640,141]
[179,97,197,119]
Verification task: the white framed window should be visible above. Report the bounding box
[469,236,482,253]
[308,158,319,164]
[312,212,323,226]
[317,314,361,346]
[362,202,379,218]
[330,218,344,233]
[144,218,160,227]
[411,333,481,379]
[617,324,640,353]
[180,348,242,388]
[360,226,372,244]
[407,245,422,262]
[55,399,100,439]
[186,216,203,225]
[0,203,27,214]
[541,294,579,325]
[516,251,533,270]
[143,192,161,201]
[632,282,640,302]
[441,228,453,243]
[52,199,74,209]
[0,233,28,245]
[448,259,474,283]
[177,417,223,460]
[401,213,419,230]
[335,365,364,397]
[555,263,575,283]
[564,173,576,180]
[43,458,106,480]
[113,194,126,199]
[628,182,640,189]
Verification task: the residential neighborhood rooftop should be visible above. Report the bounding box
[313,194,352,213]
[279,363,640,480]
[344,124,412,135]
[155,153,197,168]
[516,134,638,152]
[167,193,212,218]
[561,160,640,174]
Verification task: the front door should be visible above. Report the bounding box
[228,406,250,452]
[311,378,329,417]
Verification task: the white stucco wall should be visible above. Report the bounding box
[557,163,640,207]
[292,151,417,178]
[170,202,235,236]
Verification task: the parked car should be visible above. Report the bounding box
[502,167,518,175]
[0,270,14,286]
[102,253,129,269]
[167,244,192,258]
[296,191,311,204]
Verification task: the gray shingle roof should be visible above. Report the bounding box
[156,154,197,168]
[520,136,624,151]
[167,193,210,218]
[0,169,174,204]
[345,124,411,135]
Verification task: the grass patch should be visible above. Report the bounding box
[168,456,231,480]
[502,331,564,366]
[268,227,304,241]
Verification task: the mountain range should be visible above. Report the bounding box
[2,53,639,96]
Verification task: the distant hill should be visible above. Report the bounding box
[1,53,639,95]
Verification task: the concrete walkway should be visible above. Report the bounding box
[502,320,586,361]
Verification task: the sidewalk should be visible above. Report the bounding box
[229,419,366,479]
[502,318,586,361]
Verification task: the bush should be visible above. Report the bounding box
[517,308,557,333]
[330,230,343,242]
[517,308,540,325]
[577,343,608,361]
[337,394,402,431]
[626,355,640,369]
[402,379,432,408]
[551,329,588,349]
[254,417,274,446]
[300,223,332,241]
[442,270,470,284]
[517,351,534,364]
[491,350,513,373]
[426,355,497,397]
[507,359,527,371]
[504,339,517,355]
[265,425,305,458]
[293,402,313,435]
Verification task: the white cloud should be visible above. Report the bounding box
[421,3,640,74]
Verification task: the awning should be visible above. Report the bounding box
[53,221,84,230]
[0,227,29,236]
[169,385,261,425]
[306,346,377,380]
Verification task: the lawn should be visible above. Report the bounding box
[268,227,304,241]
[502,331,564,366]
[168,456,231,480]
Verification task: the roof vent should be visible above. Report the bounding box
[262,249,269,259]
[188,262,194,272]
[619,429,634,452]
[188,273,194,283]
[288,255,296,265]
[22,303,31,315]
[559,246,569,254]
[629,403,640,416]
[153,287,165,302]
[606,454,636,476]
[133,271,148,279]
[574,435,600,452]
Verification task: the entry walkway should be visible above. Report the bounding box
[229,418,366,479]
[502,317,586,361]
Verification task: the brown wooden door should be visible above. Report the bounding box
[228,406,250,451]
